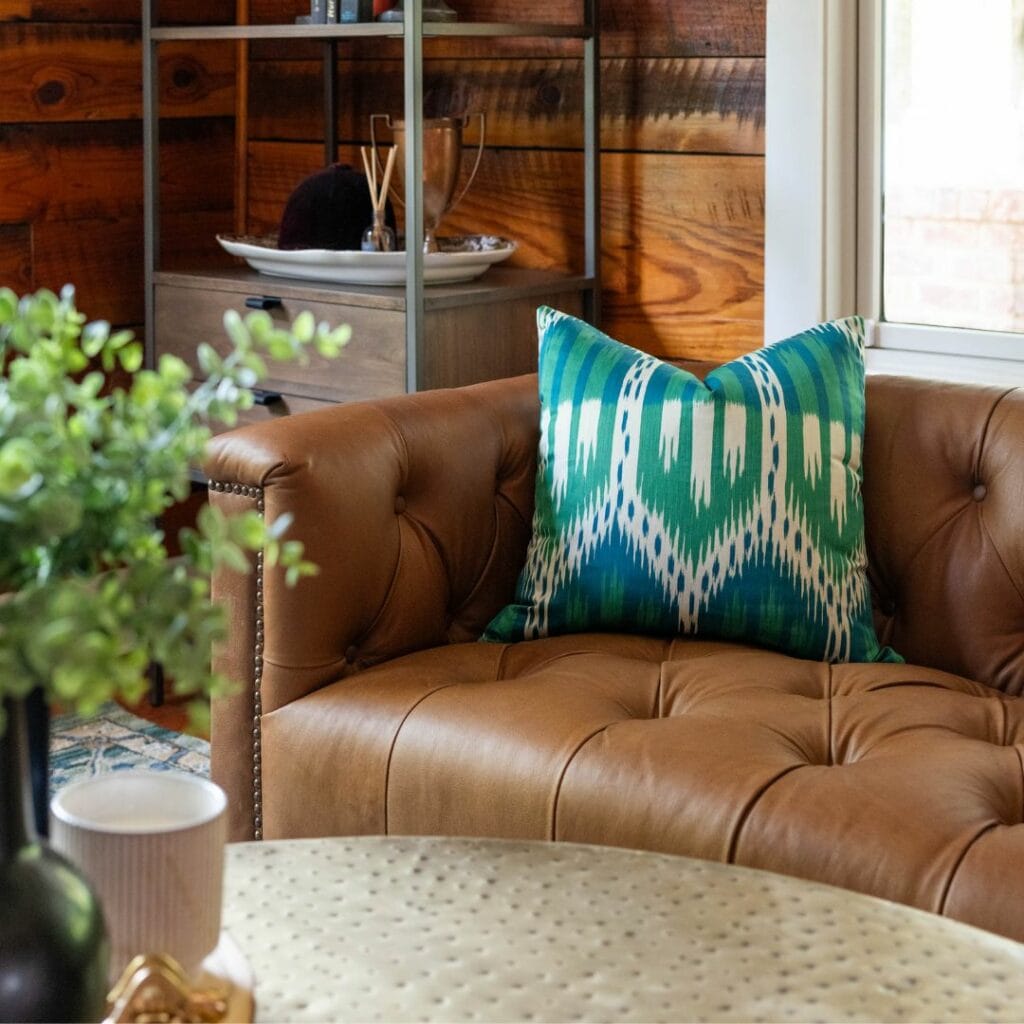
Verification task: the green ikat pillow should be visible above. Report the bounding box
[483,308,900,664]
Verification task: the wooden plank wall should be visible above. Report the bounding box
[0,1,764,361]
[244,0,765,362]
[0,2,236,330]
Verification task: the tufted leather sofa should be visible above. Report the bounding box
[206,373,1024,942]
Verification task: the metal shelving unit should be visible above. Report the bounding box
[149,22,588,39]
[142,2,601,394]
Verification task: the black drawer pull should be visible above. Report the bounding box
[252,388,283,406]
[245,295,282,311]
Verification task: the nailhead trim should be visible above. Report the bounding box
[209,479,266,841]
[207,480,263,500]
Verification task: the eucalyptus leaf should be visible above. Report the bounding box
[0,286,350,730]
[119,343,144,373]
[291,311,315,345]
[82,321,110,358]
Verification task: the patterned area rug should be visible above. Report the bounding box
[50,703,210,795]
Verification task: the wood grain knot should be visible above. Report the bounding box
[165,57,207,102]
[538,83,562,108]
[173,65,198,90]
[36,80,66,106]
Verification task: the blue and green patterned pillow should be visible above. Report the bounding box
[483,309,900,664]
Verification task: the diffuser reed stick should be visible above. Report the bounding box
[360,145,397,252]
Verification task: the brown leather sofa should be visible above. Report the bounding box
[206,373,1024,942]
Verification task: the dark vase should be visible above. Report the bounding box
[0,696,109,1023]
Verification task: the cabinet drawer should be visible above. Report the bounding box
[155,283,406,403]
[233,392,338,432]
[198,388,339,437]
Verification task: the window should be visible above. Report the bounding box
[765,0,1024,384]
[884,0,1024,335]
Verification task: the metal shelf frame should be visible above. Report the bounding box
[142,1,601,388]
[150,22,592,41]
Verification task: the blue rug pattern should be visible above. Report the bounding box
[50,703,211,795]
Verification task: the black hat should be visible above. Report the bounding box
[278,163,397,251]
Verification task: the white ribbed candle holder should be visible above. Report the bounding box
[50,771,227,982]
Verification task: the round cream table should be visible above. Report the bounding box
[221,836,1024,1023]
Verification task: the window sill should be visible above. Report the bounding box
[865,347,1024,387]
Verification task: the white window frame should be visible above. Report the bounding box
[764,0,1024,386]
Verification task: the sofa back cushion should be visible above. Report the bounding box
[484,309,898,663]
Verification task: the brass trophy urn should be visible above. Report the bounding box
[370,114,485,253]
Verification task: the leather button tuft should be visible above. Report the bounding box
[345,645,359,664]
[394,496,407,514]
[972,483,987,502]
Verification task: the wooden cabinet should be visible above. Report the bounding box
[142,5,599,416]
[154,267,586,431]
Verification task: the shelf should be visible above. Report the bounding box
[143,0,601,403]
[155,267,593,313]
[150,22,592,42]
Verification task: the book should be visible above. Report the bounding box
[325,0,338,21]
[340,0,373,20]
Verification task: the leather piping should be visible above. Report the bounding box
[976,511,1024,609]
[1017,745,1024,833]
[382,682,460,834]
[937,821,1000,917]
[826,664,835,767]
[725,761,806,865]
[352,517,407,663]
[973,390,1024,609]
[550,722,616,841]
[448,496,508,637]
[970,388,1015,482]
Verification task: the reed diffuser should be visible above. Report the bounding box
[360,145,397,252]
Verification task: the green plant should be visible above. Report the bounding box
[0,286,350,733]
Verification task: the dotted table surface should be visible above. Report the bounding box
[222,836,1024,1023]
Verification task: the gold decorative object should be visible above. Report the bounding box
[370,113,486,253]
[103,954,229,1024]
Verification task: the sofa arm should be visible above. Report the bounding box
[205,375,539,840]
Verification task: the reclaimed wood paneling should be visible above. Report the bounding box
[31,215,147,322]
[0,223,33,293]
[245,140,321,230]
[0,6,235,330]
[27,207,234,325]
[246,140,764,358]
[0,27,234,123]
[599,153,764,358]
[5,2,233,25]
[248,0,765,59]
[0,122,139,224]
[243,0,766,360]
[0,0,766,358]
[0,121,233,225]
[248,57,764,155]
[161,209,238,272]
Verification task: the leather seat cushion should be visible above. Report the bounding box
[259,635,1024,940]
